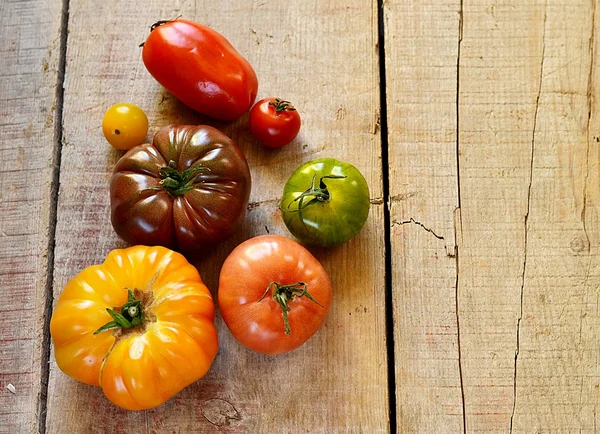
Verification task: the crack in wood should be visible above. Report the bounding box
[371,109,381,134]
[456,1,465,431]
[390,192,418,202]
[455,258,465,434]
[582,0,597,254]
[247,198,279,211]
[201,399,241,427]
[392,217,444,240]
[509,4,547,432]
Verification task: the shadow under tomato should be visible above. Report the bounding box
[191,203,285,300]
[149,87,310,171]
[151,88,227,130]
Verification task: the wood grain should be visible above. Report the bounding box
[388,0,600,432]
[0,0,63,432]
[384,0,463,431]
[504,0,600,431]
[45,0,389,432]
[456,1,547,430]
[458,0,599,432]
[8,0,596,431]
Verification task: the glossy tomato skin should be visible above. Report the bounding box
[102,103,149,150]
[50,245,218,410]
[110,125,251,255]
[142,19,258,121]
[280,158,370,247]
[249,98,301,148]
[218,235,332,354]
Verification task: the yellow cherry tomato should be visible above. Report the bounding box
[102,103,149,150]
[50,245,218,410]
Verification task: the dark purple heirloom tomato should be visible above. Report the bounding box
[110,125,251,255]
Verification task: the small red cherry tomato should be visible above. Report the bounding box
[248,98,301,148]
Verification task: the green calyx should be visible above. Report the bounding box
[94,289,145,335]
[268,98,297,112]
[147,160,209,196]
[257,281,323,335]
[283,174,347,212]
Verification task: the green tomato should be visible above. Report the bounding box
[280,158,370,247]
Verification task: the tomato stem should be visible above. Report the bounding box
[145,160,210,196]
[150,15,182,32]
[268,98,297,113]
[257,281,323,334]
[139,16,182,47]
[94,289,145,334]
[282,174,347,213]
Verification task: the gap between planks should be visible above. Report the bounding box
[376,0,398,432]
[37,0,71,432]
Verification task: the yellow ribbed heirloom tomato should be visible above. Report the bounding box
[50,245,218,410]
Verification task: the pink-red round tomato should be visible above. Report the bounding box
[218,235,332,354]
[249,98,301,148]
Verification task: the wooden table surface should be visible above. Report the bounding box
[1,0,599,432]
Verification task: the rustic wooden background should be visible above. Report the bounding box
[1,0,598,432]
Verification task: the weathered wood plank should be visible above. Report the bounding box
[509,1,600,431]
[46,0,388,432]
[384,0,463,431]
[457,1,546,430]
[458,0,600,432]
[0,0,64,432]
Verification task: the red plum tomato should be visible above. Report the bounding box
[141,19,258,121]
